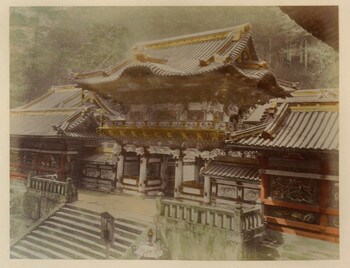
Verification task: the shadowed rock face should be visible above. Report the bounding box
[280,6,338,51]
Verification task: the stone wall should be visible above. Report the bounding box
[22,189,67,221]
[10,179,68,240]
[159,218,248,260]
[158,217,339,260]
[264,230,339,260]
[10,180,33,239]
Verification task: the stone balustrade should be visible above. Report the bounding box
[156,195,264,242]
[27,173,78,203]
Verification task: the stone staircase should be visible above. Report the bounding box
[10,204,149,259]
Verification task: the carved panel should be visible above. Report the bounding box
[146,162,160,177]
[183,148,201,161]
[124,144,137,153]
[10,151,21,163]
[227,150,258,158]
[147,146,172,155]
[100,169,114,180]
[22,152,37,165]
[269,207,320,224]
[86,167,100,178]
[270,177,319,205]
[40,154,60,168]
[200,149,226,160]
[330,182,339,208]
[135,147,145,156]
[123,159,140,177]
[217,184,238,199]
[328,215,339,228]
[244,189,260,202]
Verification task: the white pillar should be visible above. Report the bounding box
[203,175,210,204]
[183,159,198,182]
[174,158,183,198]
[160,156,167,190]
[116,155,124,191]
[139,156,147,194]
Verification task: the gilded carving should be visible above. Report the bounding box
[269,207,319,224]
[135,147,145,156]
[270,177,319,204]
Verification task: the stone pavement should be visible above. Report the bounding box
[71,190,157,223]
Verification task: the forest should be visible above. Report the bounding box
[10,6,339,108]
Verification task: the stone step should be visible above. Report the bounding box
[43,220,129,252]
[25,234,86,259]
[10,250,28,259]
[10,203,150,259]
[12,244,49,259]
[114,228,138,240]
[59,208,100,222]
[53,211,100,228]
[49,216,101,236]
[43,222,125,258]
[30,230,96,259]
[116,217,149,229]
[37,224,122,259]
[49,215,135,246]
[35,225,111,259]
[65,204,101,216]
[52,211,142,243]
[19,239,65,259]
[114,219,144,235]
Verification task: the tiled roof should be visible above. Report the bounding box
[72,24,294,93]
[10,109,79,136]
[10,85,120,139]
[202,162,260,181]
[237,110,338,151]
[80,152,116,164]
[14,85,82,110]
[228,95,339,151]
[10,108,110,139]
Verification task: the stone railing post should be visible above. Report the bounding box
[139,156,147,194]
[116,155,124,192]
[156,192,164,217]
[26,171,33,188]
[65,177,78,203]
[174,158,183,198]
[203,175,210,204]
[233,203,244,243]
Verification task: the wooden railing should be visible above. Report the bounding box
[27,173,78,202]
[104,120,235,131]
[156,196,264,242]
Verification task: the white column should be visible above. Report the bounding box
[203,175,211,204]
[160,156,167,190]
[182,159,197,182]
[174,158,183,198]
[139,156,147,194]
[116,155,124,191]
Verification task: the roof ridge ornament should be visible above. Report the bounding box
[134,52,168,64]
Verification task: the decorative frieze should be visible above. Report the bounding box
[270,177,319,205]
[123,144,137,153]
[269,207,319,224]
[183,148,201,161]
[135,147,145,156]
[218,184,238,199]
[227,150,258,158]
[147,146,180,159]
[243,189,260,202]
[200,149,226,160]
